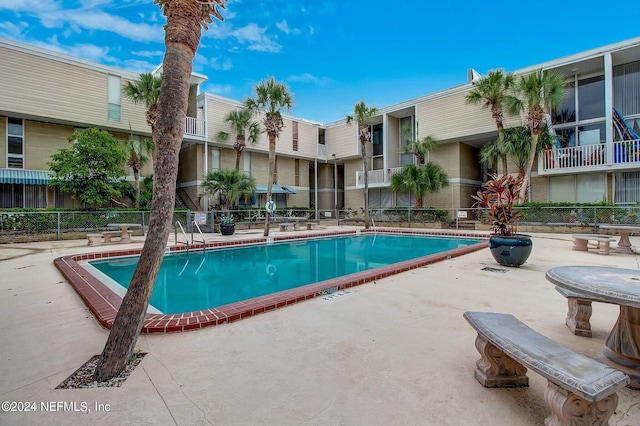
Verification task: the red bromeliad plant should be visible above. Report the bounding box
[472,174,524,236]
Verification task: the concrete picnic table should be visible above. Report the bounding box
[546,265,640,389]
[106,223,142,244]
[598,224,640,253]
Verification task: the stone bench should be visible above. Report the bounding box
[86,233,104,247]
[306,222,318,230]
[555,286,615,337]
[571,234,615,255]
[279,222,296,231]
[463,311,628,426]
[101,230,131,243]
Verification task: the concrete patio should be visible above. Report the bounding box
[1,227,638,425]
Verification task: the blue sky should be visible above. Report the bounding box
[1,0,638,124]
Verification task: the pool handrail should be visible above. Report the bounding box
[174,220,190,253]
[191,220,206,250]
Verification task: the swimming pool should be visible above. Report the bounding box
[54,229,488,333]
[89,233,481,314]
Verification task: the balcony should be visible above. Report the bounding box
[185,116,205,138]
[355,167,403,188]
[540,140,640,175]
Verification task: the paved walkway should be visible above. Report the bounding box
[1,228,639,425]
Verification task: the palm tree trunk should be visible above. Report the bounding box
[264,135,276,236]
[497,126,508,176]
[93,1,198,382]
[519,131,539,202]
[234,134,243,170]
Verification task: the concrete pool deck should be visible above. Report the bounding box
[1,226,639,425]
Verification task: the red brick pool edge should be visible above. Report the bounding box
[54,229,489,333]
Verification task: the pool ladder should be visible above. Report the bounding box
[174,220,207,253]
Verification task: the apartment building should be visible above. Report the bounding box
[1,37,639,214]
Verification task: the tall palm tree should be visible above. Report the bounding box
[202,168,256,214]
[123,126,155,208]
[402,135,438,165]
[93,0,228,382]
[505,69,567,201]
[217,107,261,170]
[390,163,449,208]
[123,72,162,136]
[466,69,515,175]
[245,77,294,237]
[346,101,378,229]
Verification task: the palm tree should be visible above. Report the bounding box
[505,69,567,201]
[93,0,228,382]
[123,72,162,135]
[479,140,502,174]
[390,163,449,208]
[466,69,515,175]
[346,101,378,229]
[402,135,438,165]
[217,107,261,170]
[244,77,294,237]
[123,126,155,208]
[202,168,256,214]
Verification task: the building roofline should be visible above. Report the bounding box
[0,37,142,80]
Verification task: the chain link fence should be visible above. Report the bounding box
[2,205,640,243]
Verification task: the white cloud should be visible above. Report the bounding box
[131,50,164,59]
[276,20,290,34]
[276,20,300,36]
[309,25,315,35]
[287,73,331,85]
[210,56,233,71]
[204,83,233,95]
[0,21,28,39]
[231,23,281,52]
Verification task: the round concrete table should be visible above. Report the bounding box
[598,224,640,254]
[106,223,141,244]
[546,265,640,389]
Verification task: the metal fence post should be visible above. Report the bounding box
[57,211,61,240]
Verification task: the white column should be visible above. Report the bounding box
[604,52,614,164]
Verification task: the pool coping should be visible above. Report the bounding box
[54,229,489,333]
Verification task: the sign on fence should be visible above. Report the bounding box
[457,211,468,219]
[194,212,207,225]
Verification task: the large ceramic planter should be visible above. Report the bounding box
[489,234,533,267]
[220,223,235,236]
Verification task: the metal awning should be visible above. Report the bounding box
[0,169,51,185]
[255,184,297,194]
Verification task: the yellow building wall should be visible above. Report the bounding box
[0,44,148,135]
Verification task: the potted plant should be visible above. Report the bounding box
[201,169,256,236]
[219,214,236,235]
[472,173,532,267]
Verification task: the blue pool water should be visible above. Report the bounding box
[89,234,480,314]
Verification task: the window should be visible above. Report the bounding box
[615,172,640,204]
[549,173,605,203]
[294,159,300,186]
[108,75,121,121]
[0,184,46,208]
[292,121,298,151]
[614,61,640,117]
[400,116,414,166]
[577,75,605,121]
[553,81,576,124]
[372,124,383,156]
[7,117,24,168]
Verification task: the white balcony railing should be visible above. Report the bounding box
[185,116,205,137]
[540,140,640,173]
[317,144,327,161]
[356,167,403,188]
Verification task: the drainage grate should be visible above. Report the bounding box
[481,266,509,274]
